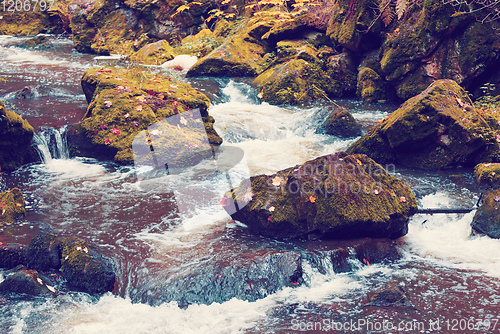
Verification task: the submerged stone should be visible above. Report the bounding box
[367,284,413,307]
[0,269,53,297]
[222,152,417,239]
[0,243,27,269]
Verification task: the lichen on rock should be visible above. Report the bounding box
[471,189,500,239]
[348,79,500,169]
[69,67,222,164]
[127,40,175,65]
[0,188,26,227]
[222,151,417,239]
[0,100,40,171]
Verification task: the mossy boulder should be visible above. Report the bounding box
[254,59,336,105]
[471,189,500,238]
[0,269,53,296]
[222,152,417,239]
[174,28,224,58]
[356,67,389,102]
[0,9,51,36]
[324,52,358,97]
[60,237,116,294]
[326,0,382,53]
[186,32,269,77]
[348,79,500,169]
[0,101,40,171]
[127,40,175,65]
[316,107,362,138]
[474,163,500,187]
[69,67,222,164]
[0,188,26,227]
[0,243,27,269]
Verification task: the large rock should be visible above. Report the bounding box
[348,80,500,169]
[0,8,63,36]
[222,152,417,239]
[326,0,382,53]
[471,189,500,238]
[127,40,175,65]
[60,237,116,294]
[0,101,39,171]
[0,188,26,226]
[68,67,222,164]
[324,52,358,97]
[254,59,336,105]
[186,31,269,77]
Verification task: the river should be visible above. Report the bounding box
[1,34,500,334]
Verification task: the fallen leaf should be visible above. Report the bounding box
[135,105,143,111]
[269,206,275,212]
[400,196,406,203]
[15,203,22,207]
[104,138,112,145]
[46,285,56,293]
[104,100,112,108]
[37,278,43,285]
[309,195,316,203]
[271,176,283,186]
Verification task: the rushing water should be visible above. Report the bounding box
[1,35,500,334]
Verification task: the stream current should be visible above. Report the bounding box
[1,35,500,333]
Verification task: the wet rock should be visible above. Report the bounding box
[13,85,57,99]
[0,188,26,226]
[26,230,61,271]
[134,250,302,307]
[353,238,401,265]
[0,269,53,297]
[69,67,222,164]
[0,9,53,36]
[18,35,53,50]
[348,79,500,169]
[0,243,27,269]
[127,40,175,65]
[324,52,358,97]
[316,108,362,138]
[174,28,224,58]
[356,67,389,102]
[471,189,500,239]
[326,0,382,53]
[222,152,417,239]
[474,163,500,187]
[186,33,269,77]
[254,59,335,105]
[60,237,116,294]
[0,101,40,171]
[367,284,412,307]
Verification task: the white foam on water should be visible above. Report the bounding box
[403,193,500,277]
[43,158,107,179]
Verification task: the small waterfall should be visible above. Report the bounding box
[34,125,70,163]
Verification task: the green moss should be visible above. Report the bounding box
[0,188,26,227]
[474,163,500,186]
[76,67,221,164]
[348,79,498,169]
[254,58,336,105]
[0,101,37,171]
[223,152,417,239]
[128,40,175,65]
[0,9,51,36]
[356,67,387,102]
[174,29,223,58]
